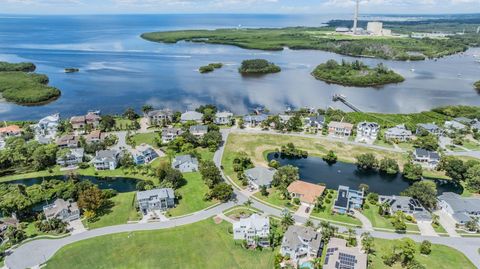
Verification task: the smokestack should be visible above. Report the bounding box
[353,0,359,35]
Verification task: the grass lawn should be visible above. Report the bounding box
[224,206,262,220]
[462,140,480,151]
[84,192,141,229]
[253,187,298,211]
[131,132,159,147]
[369,238,475,269]
[310,190,362,226]
[23,222,47,238]
[114,117,137,130]
[167,172,216,217]
[432,222,447,234]
[363,202,419,232]
[45,219,275,269]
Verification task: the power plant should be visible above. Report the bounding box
[353,0,360,35]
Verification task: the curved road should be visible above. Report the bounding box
[5,129,480,269]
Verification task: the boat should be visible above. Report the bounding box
[64,68,79,73]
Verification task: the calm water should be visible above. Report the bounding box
[3,175,139,193]
[268,153,462,195]
[0,14,479,120]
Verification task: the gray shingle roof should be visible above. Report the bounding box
[245,167,275,187]
[181,111,203,121]
[282,225,322,252]
[136,188,174,201]
[172,155,198,167]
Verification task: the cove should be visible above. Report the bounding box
[267,153,463,195]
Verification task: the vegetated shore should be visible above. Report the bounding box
[238,59,281,75]
[311,59,405,87]
[0,62,61,106]
[140,27,469,61]
[474,80,480,91]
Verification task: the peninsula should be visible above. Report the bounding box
[238,59,280,74]
[0,62,61,105]
[311,59,405,87]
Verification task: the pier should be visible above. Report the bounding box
[332,94,362,112]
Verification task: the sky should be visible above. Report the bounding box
[0,0,479,15]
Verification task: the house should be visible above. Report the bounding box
[93,150,119,170]
[287,180,326,206]
[244,167,275,189]
[56,148,84,167]
[453,117,475,125]
[43,198,80,222]
[233,214,270,247]
[333,185,364,214]
[0,218,19,237]
[378,195,431,222]
[472,120,480,131]
[444,120,467,131]
[70,111,101,130]
[0,125,21,138]
[438,192,480,227]
[280,225,323,263]
[172,155,199,172]
[146,109,173,126]
[84,130,106,144]
[136,188,175,214]
[416,123,444,136]
[180,111,203,123]
[323,238,367,269]
[215,111,233,125]
[132,144,158,165]
[413,148,440,169]
[328,121,353,137]
[384,124,413,142]
[55,134,79,148]
[279,114,292,123]
[33,113,60,144]
[356,121,380,143]
[189,125,208,138]
[304,115,325,130]
[243,114,268,128]
[161,128,184,143]
[70,116,86,130]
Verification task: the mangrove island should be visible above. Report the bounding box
[0,62,61,105]
[238,59,281,75]
[199,62,223,73]
[311,59,405,87]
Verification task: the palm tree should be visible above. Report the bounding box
[142,104,153,115]
[305,220,314,228]
[243,199,253,208]
[281,211,295,228]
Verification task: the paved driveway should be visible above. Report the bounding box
[435,210,460,237]
[294,204,312,219]
[417,221,438,237]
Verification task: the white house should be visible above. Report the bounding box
[180,111,203,123]
[444,120,467,132]
[161,128,184,144]
[233,214,270,247]
[56,148,84,167]
[189,125,208,138]
[280,225,323,263]
[438,192,480,227]
[33,113,60,144]
[416,123,444,136]
[356,121,380,143]
[215,111,233,125]
[146,109,173,126]
[93,150,119,170]
[172,155,199,173]
[384,124,413,142]
[137,188,175,215]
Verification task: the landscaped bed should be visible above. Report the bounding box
[45,219,275,269]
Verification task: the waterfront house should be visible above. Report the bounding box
[333,185,364,214]
[304,115,325,130]
[161,127,184,144]
[244,167,275,189]
[215,111,233,125]
[33,113,60,144]
[233,214,270,247]
[243,114,268,128]
[132,144,158,165]
[172,155,199,173]
[287,180,326,207]
[0,125,21,138]
[327,121,353,138]
[438,192,480,228]
[453,117,475,125]
[43,198,80,222]
[137,188,175,214]
[0,218,19,238]
[323,238,367,269]
[84,130,107,144]
[189,125,208,138]
[56,148,84,167]
[70,111,101,131]
[280,225,323,264]
[146,109,173,126]
[378,195,431,222]
[55,134,79,148]
[180,111,203,123]
[356,121,380,143]
[416,123,444,136]
[384,124,413,142]
[413,148,440,169]
[93,150,119,170]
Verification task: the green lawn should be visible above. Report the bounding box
[167,172,216,217]
[114,117,137,130]
[224,206,262,219]
[310,190,362,226]
[253,187,298,211]
[131,132,159,147]
[84,192,141,229]
[362,202,419,232]
[369,238,475,269]
[462,140,480,151]
[45,219,275,269]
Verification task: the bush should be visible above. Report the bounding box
[420,240,432,255]
[293,198,301,205]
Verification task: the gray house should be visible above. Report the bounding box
[416,123,444,136]
[93,150,119,170]
[181,111,203,123]
[215,111,233,125]
[384,124,413,142]
[378,195,431,222]
[413,148,440,169]
[280,225,323,263]
[161,127,184,143]
[172,155,199,172]
[137,188,175,214]
[438,192,480,227]
[304,115,325,130]
[43,199,80,222]
[146,109,173,126]
[189,125,208,137]
[244,167,275,189]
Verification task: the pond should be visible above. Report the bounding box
[3,175,140,193]
[267,153,463,195]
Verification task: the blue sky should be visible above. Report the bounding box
[1,0,479,15]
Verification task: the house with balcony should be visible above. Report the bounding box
[215,111,233,125]
[384,124,413,142]
[172,155,199,172]
[180,111,203,123]
[378,195,431,222]
[328,121,353,138]
[413,148,440,169]
[356,121,380,143]
[416,123,444,136]
[146,109,173,126]
[56,134,79,148]
[33,113,60,144]
[304,115,325,131]
[132,144,158,165]
[243,114,268,128]
[43,198,80,222]
[438,192,480,228]
[280,225,323,264]
[56,148,84,167]
[161,127,184,144]
[93,150,120,170]
[333,185,364,214]
[189,125,208,138]
[233,214,270,247]
[136,188,175,215]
